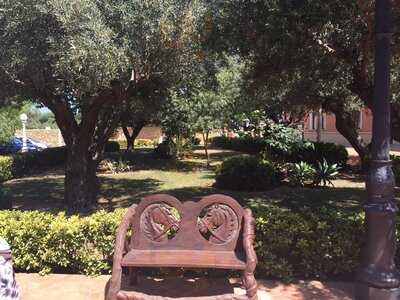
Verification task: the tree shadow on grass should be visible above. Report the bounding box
[4,176,65,212]
[5,166,395,216]
[99,177,162,210]
[261,185,366,212]
[106,148,239,173]
[123,184,367,213]
[4,175,163,214]
[106,150,204,172]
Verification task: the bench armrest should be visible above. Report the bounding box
[107,204,137,300]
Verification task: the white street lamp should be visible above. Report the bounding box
[19,113,28,153]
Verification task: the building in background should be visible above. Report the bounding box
[112,126,162,142]
[303,108,400,148]
[15,128,64,147]
[305,108,371,145]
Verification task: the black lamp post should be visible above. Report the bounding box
[356,0,400,299]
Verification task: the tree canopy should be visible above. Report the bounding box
[0,0,209,208]
[0,105,21,144]
[205,0,400,167]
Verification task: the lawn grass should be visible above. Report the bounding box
[3,148,399,214]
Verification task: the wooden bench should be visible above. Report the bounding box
[106,194,258,300]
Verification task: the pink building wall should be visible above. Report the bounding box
[303,109,375,146]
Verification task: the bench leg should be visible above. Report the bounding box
[242,208,258,300]
[241,270,258,300]
[128,268,138,286]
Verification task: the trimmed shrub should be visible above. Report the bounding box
[231,136,266,154]
[290,142,348,166]
[12,147,67,178]
[154,140,177,159]
[210,136,266,154]
[215,156,281,191]
[210,136,232,149]
[117,140,127,149]
[0,204,368,281]
[136,139,157,148]
[24,146,66,168]
[0,147,67,181]
[252,202,364,280]
[211,137,347,166]
[105,141,120,153]
[312,142,348,166]
[119,139,159,149]
[0,156,13,182]
[0,209,125,275]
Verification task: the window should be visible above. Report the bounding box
[351,110,363,130]
[309,111,326,130]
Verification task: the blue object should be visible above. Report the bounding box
[0,137,47,154]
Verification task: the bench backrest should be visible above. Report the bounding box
[129,194,244,252]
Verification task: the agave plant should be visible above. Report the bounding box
[314,158,340,187]
[103,158,132,174]
[288,161,315,187]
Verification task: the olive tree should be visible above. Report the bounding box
[206,0,400,169]
[0,0,205,209]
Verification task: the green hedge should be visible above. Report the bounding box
[105,141,121,153]
[215,156,281,191]
[0,147,67,182]
[289,142,348,167]
[210,136,266,154]
[0,209,125,275]
[0,142,121,183]
[253,203,363,280]
[117,139,159,149]
[0,205,367,280]
[0,156,13,182]
[210,136,348,166]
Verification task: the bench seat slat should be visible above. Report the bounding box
[121,250,246,270]
[117,290,249,300]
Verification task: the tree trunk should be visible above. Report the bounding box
[323,102,370,170]
[350,64,400,143]
[43,84,125,210]
[122,126,135,151]
[202,131,210,167]
[122,121,146,151]
[64,142,100,211]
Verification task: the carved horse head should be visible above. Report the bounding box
[198,204,237,244]
[143,203,180,242]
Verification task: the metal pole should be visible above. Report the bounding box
[356,0,400,299]
[21,121,27,153]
